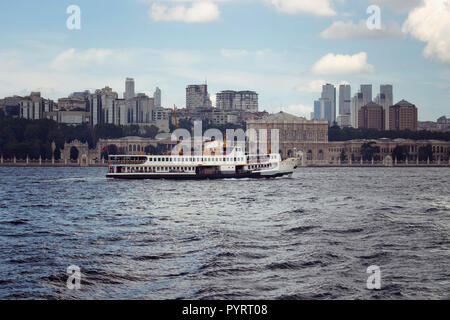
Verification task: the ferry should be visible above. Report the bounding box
[106,140,297,180]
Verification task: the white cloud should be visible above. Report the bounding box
[266,0,336,16]
[402,0,450,64]
[220,49,249,59]
[310,52,375,75]
[295,79,328,93]
[284,104,312,118]
[320,20,403,39]
[50,48,113,72]
[371,0,424,12]
[149,1,220,23]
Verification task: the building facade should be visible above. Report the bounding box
[339,84,351,116]
[351,92,365,128]
[321,84,336,124]
[389,100,418,131]
[247,111,329,158]
[154,87,161,108]
[186,84,212,109]
[360,84,373,105]
[216,90,258,112]
[124,78,135,100]
[358,102,385,130]
[313,98,332,125]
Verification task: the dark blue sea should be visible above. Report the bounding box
[0,167,449,299]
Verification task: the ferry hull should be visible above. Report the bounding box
[106,171,293,180]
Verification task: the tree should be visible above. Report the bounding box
[360,141,380,161]
[329,126,450,142]
[340,149,347,162]
[123,125,140,137]
[392,145,409,162]
[418,144,433,162]
[142,125,159,139]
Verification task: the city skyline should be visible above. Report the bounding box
[0,0,449,121]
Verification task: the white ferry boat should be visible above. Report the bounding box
[106,140,296,180]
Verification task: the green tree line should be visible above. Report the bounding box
[0,112,159,159]
[329,125,450,142]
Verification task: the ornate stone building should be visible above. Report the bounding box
[246,111,329,158]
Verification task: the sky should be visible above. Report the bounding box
[0,0,449,121]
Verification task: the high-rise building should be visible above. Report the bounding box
[351,92,365,128]
[339,84,351,116]
[358,102,385,130]
[379,84,393,129]
[389,100,418,131]
[360,84,372,105]
[321,84,336,124]
[154,87,161,108]
[314,100,321,120]
[124,78,135,101]
[89,87,118,125]
[380,85,393,106]
[19,92,44,120]
[337,84,351,127]
[314,98,332,125]
[216,90,258,112]
[186,84,212,109]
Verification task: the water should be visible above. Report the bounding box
[0,167,449,300]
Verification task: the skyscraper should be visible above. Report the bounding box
[314,100,321,120]
[314,98,332,125]
[380,84,393,129]
[360,84,372,104]
[337,84,351,127]
[154,87,161,108]
[321,84,336,124]
[124,78,135,101]
[380,85,393,106]
[351,92,365,128]
[339,84,351,116]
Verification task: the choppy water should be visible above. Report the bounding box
[0,167,449,300]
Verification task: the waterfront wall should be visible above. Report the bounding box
[0,157,448,168]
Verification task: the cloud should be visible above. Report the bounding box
[295,79,328,93]
[402,0,450,64]
[310,52,375,75]
[50,48,113,72]
[220,49,249,59]
[284,104,312,118]
[320,20,403,39]
[370,0,424,12]
[149,1,220,23]
[266,0,336,16]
